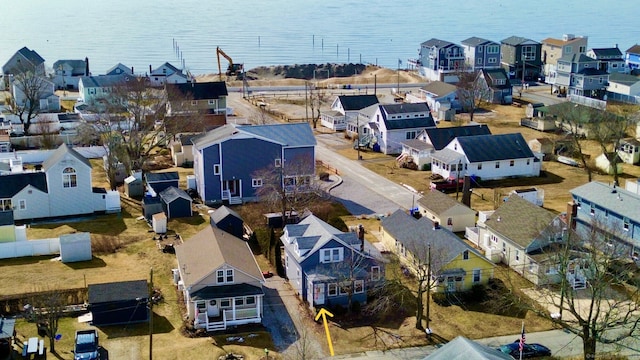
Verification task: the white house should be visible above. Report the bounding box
[149,62,188,87]
[431,133,541,181]
[404,81,458,116]
[618,139,640,164]
[11,77,60,112]
[362,103,436,155]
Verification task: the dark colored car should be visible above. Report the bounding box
[497,341,551,358]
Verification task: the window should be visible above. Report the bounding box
[510,160,515,167]
[488,57,497,64]
[564,46,572,54]
[495,161,500,169]
[487,45,499,54]
[18,200,26,210]
[208,100,216,105]
[0,199,12,211]
[490,234,498,243]
[526,159,530,165]
[191,100,197,106]
[213,164,220,175]
[371,266,381,281]
[502,241,506,253]
[62,167,77,188]
[522,45,536,61]
[220,299,231,308]
[462,250,469,260]
[320,248,343,263]
[478,46,483,53]
[406,131,416,139]
[327,283,338,297]
[515,250,520,262]
[624,218,630,231]
[274,158,282,168]
[339,282,351,295]
[354,280,364,294]
[590,204,595,216]
[252,178,263,187]
[478,163,482,170]
[472,269,481,283]
[246,296,255,305]
[216,269,234,284]
[477,58,483,65]
[235,298,244,306]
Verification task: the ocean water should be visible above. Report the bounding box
[1,0,637,75]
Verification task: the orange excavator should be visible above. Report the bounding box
[216,46,243,80]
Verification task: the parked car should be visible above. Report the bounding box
[497,341,551,358]
[74,329,99,360]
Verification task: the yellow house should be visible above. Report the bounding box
[381,209,494,292]
[417,189,476,232]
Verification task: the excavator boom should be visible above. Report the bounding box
[216,47,243,80]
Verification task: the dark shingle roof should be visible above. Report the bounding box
[421,38,455,48]
[378,103,435,130]
[159,186,191,203]
[457,133,534,162]
[381,209,484,272]
[481,68,511,89]
[577,68,608,76]
[0,172,48,197]
[18,47,45,65]
[424,125,491,150]
[88,280,148,303]
[53,59,86,73]
[590,47,623,58]
[609,73,640,85]
[485,195,556,248]
[210,205,243,225]
[337,95,379,111]
[501,36,538,46]
[79,74,134,88]
[461,37,493,47]
[167,82,228,100]
[237,122,317,147]
[43,143,92,171]
[145,171,179,183]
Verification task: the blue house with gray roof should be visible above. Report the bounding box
[361,102,436,155]
[281,214,385,311]
[78,73,136,105]
[191,122,316,205]
[431,133,541,181]
[570,181,640,256]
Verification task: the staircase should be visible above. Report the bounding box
[228,197,242,205]
[354,133,372,149]
[568,273,587,290]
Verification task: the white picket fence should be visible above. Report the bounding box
[0,238,60,259]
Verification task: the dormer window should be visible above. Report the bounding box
[216,269,234,284]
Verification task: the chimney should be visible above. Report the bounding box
[566,201,578,230]
[461,175,472,207]
[149,65,152,74]
[131,67,134,74]
[84,57,89,76]
[357,224,365,252]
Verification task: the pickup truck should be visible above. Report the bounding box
[429,178,465,192]
[74,329,99,360]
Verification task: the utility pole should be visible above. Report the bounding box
[149,268,154,360]
[305,81,309,123]
[425,244,432,337]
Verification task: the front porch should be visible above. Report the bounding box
[190,284,264,332]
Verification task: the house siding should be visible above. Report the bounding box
[200,143,221,203]
[45,154,94,217]
[12,186,50,221]
[419,207,476,233]
[189,265,263,295]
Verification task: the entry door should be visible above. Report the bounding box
[207,299,220,317]
[314,283,325,305]
[446,277,455,292]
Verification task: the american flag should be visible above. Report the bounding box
[519,323,526,353]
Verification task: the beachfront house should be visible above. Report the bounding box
[541,34,588,85]
[52,59,88,90]
[416,38,466,83]
[461,37,501,72]
[477,68,513,104]
[500,36,542,82]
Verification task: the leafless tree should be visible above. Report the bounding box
[34,119,58,149]
[521,217,640,360]
[252,154,320,226]
[282,318,322,360]
[455,69,489,123]
[307,82,327,129]
[588,110,635,185]
[26,288,68,353]
[4,63,51,135]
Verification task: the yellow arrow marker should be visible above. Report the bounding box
[314,308,335,356]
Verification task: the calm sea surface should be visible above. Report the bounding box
[1,0,638,75]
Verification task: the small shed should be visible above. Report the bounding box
[595,153,623,175]
[0,317,16,352]
[145,171,179,196]
[152,212,167,234]
[159,187,192,219]
[59,232,92,263]
[124,175,144,198]
[88,280,149,326]
[142,196,164,222]
[209,205,244,239]
[528,138,554,157]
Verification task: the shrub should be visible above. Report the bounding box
[350,300,361,314]
[421,163,431,171]
[319,171,330,181]
[327,216,348,232]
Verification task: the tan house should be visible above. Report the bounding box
[175,225,265,331]
[417,189,476,232]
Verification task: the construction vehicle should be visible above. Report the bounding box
[216,47,243,80]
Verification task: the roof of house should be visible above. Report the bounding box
[481,68,511,89]
[424,124,492,151]
[457,133,534,162]
[17,47,45,65]
[42,143,92,171]
[145,171,179,183]
[79,74,134,88]
[337,95,379,111]
[381,209,487,271]
[59,232,91,245]
[541,36,586,47]
[53,59,86,72]
[88,280,148,303]
[608,72,640,86]
[558,53,596,64]
[378,103,435,130]
[0,172,48,197]
[151,62,181,76]
[159,186,191,203]
[282,214,381,263]
[401,139,434,151]
[421,38,457,48]
[461,37,495,47]
[105,63,131,75]
[237,122,317,147]
[0,211,14,226]
[484,195,556,248]
[0,318,16,340]
[571,181,640,224]
[417,189,475,216]
[175,225,264,288]
[626,44,640,54]
[589,47,623,58]
[425,336,514,360]
[177,133,200,146]
[167,81,228,100]
[420,81,458,97]
[501,36,539,46]
[210,205,243,225]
